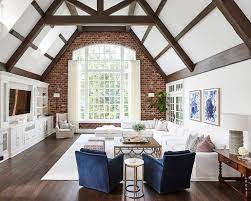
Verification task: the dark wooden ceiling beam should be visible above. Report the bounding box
[65,0,98,15]
[97,0,104,15]
[166,43,251,83]
[6,0,64,72]
[129,28,167,80]
[65,1,82,31]
[44,15,155,25]
[213,0,251,51]
[42,30,79,80]
[137,0,195,72]
[154,2,216,61]
[80,26,128,32]
[31,0,45,16]
[141,0,167,43]
[126,1,136,31]
[103,0,135,16]
[59,33,67,44]
[9,29,54,61]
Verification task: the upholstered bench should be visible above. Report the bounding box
[83,137,105,152]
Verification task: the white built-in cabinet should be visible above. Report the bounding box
[0,72,54,162]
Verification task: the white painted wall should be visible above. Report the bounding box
[177,59,251,151]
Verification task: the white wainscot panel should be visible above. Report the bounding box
[178,8,243,63]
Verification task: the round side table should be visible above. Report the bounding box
[124,158,144,199]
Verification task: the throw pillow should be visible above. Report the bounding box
[156,120,168,131]
[59,120,69,129]
[196,135,216,152]
[185,134,203,152]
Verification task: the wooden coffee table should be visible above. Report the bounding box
[114,137,162,158]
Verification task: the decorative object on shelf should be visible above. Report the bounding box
[203,88,220,125]
[238,147,249,160]
[189,90,201,122]
[221,113,249,155]
[148,91,167,113]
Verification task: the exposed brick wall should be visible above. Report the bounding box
[45,32,166,129]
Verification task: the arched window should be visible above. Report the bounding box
[72,44,138,122]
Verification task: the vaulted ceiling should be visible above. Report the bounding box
[0,0,250,81]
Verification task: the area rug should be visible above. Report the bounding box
[41,134,142,181]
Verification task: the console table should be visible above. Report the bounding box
[215,149,250,201]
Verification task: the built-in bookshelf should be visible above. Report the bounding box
[36,87,48,117]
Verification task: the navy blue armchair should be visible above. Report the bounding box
[75,148,124,193]
[143,150,196,194]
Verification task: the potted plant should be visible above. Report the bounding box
[132,123,146,136]
[148,91,167,113]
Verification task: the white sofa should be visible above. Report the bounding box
[95,120,239,181]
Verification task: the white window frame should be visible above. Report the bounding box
[166,80,184,125]
[74,44,136,123]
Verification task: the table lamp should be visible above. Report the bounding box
[221,113,248,155]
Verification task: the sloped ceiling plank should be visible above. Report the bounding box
[137,0,195,72]
[103,0,134,15]
[9,28,54,61]
[6,0,64,72]
[166,43,251,82]
[42,30,79,80]
[154,2,216,61]
[44,16,155,25]
[65,0,98,15]
[129,28,167,80]
[141,0,167,43]
[213,0,251,51]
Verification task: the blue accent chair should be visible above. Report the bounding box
[75,148,124,193]
[142,150,196,194]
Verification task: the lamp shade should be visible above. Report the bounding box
[221,113,249,131]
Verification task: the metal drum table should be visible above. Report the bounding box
[124,158,144,199]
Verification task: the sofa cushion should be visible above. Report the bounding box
[156,120,168,131]
[59,120,69,129]
[167,122,179,134]
[121,121,134,129]
[196,135,215,152]
[80,148,106,155]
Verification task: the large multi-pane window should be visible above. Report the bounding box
[73,44,136,122]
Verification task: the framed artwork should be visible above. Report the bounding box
[203,88,220,126]
[189,90,201,121]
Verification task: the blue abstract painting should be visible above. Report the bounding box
[203,88,220,125]
[189,90,201,121]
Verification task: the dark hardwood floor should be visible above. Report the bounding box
[0,134,243,201]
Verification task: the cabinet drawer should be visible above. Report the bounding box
[219,155,238,170]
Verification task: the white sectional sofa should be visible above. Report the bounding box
[95,120,239,181]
